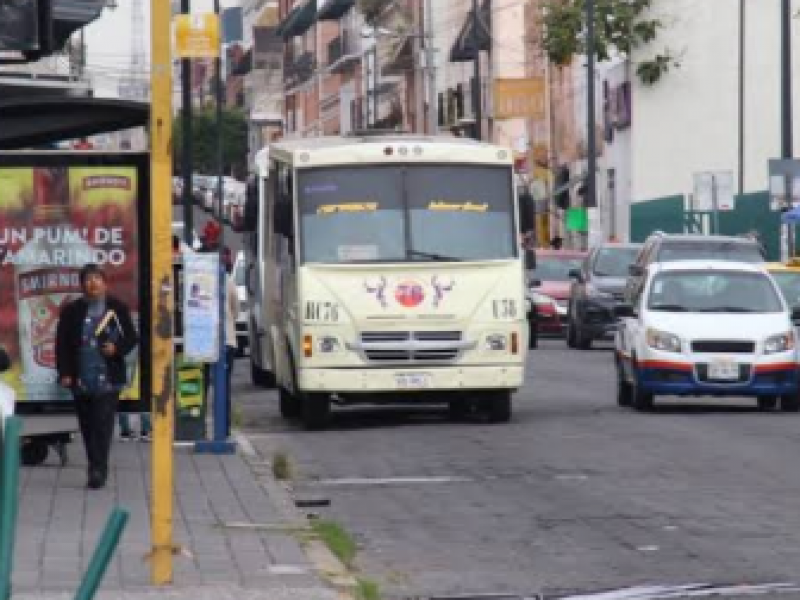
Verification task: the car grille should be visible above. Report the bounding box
[691,340,756,353]
[695,363,752,383]
[356,331,466,363]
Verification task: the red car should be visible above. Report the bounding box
[526,249,587,343]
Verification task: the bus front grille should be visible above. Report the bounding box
[352,331,471,363]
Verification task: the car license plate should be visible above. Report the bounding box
[709,359,739,381]
[395,373,431,389]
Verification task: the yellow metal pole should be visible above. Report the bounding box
[150,0,175,585]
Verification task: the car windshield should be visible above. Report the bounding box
[658,241,764,263]
[298,165,516,264]
[593,246,640,277]
[531,256,584,282]
[771,271,800,308]
[648,271,783,313]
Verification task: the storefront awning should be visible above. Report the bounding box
[450,0,491,63]
[0,97,149,150]
[276,0,317,40]
[317,0,355,21]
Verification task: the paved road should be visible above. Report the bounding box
[233,336,800,599]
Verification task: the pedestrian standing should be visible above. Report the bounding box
[221,247,239,435]
[56,264,139,489]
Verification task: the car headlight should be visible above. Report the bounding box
[765,331,795,354]
[486,333,508,351]
[529,292,555,307]
[317,336,341,354]
[646,327,682,353]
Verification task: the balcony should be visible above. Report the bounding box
[284,51,315,89]
[326,29,360,72]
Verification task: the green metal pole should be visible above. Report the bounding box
[74,509,129,600]
[0,416,22,600]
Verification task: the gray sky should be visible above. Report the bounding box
[84,0,230,96]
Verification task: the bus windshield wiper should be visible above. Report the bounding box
[698,306,756,313]
[409,250,463,262]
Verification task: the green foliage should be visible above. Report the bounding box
[173,107,248,178]
[271,452,292,481]
[356,578,382,600]
[311,520,358,567]
[541,0,678,85]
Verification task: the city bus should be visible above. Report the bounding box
[242,134,534,429]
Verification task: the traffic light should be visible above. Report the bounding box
[554,165,570,210]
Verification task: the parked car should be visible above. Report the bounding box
[615,260,800,412]
[233,250,249,356]
[626,232,765,300]
[567,242,641,349]
[526,249,587,345]
[766,260,800,309]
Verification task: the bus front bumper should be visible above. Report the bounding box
[297,365,525,393]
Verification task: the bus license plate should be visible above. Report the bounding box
[395,373,431,389]
[709,359,739,381]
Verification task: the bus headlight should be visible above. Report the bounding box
[486,334,508,351]
[317,336,341,354]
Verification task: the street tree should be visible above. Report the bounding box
[541,0,679,85]
[173,107,248,178]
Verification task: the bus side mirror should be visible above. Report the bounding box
[275,199,294,239]
[524,249,537,270]
[241,179,259,233]
[791,305,800,326]
[518,191,535,233]
[0,348,10,373]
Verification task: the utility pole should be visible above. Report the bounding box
[149,0,175,585]
[737,0,745,195]
[413,0,425,133]
[781,0,792,160]
[781,0,793,257]
[472,0,482,140]
[585,0,597,210]
[425,0,437,135]
[181,0,193,245]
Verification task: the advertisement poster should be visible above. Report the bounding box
[0,165,141,404]
[183,252,220,363]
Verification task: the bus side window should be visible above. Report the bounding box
[275,165,294,247]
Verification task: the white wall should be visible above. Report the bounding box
[630,0,797,202]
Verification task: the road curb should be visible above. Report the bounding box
[233,431,358,600]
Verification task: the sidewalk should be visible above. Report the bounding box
[9,428,339,600]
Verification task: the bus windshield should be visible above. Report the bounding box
[298,165,516,264]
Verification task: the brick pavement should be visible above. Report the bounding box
[10,432,337,599]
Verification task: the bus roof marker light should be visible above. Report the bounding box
[398,146,409,156]
[384,146,394,156]
[498,150,508,160]
[299,152,310,162]
[413,146,423,155]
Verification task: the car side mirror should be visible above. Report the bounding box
[791,306,800,326]
[614,303,636,319]
[528,278,542,288]
[628,264,644,277]
[568,268,583,282]
[524,249,537,270]
[0,348,10,373]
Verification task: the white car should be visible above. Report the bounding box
[233,251,249,355]
[615,260,800,412]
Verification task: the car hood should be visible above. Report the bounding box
[591,276,627,294]
[536,281,572,300]
[645,311,793,343]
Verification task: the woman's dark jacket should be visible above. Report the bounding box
[56,295,139,388]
